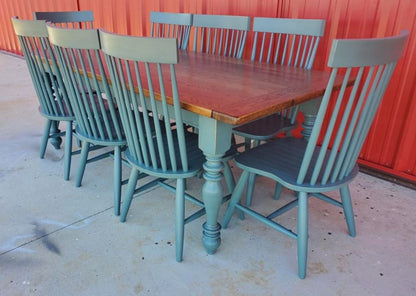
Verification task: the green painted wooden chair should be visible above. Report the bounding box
[100,30,207,261]
[11,17,75,180]
[32,11,94,156]
[46,24,127,216]
[192,14,250,58]
[150,11,192,50]
[150,11,195,175]
[33,10,94,29]
[190,14,251,193]
[233,17,326,206]
[223,31,409,278]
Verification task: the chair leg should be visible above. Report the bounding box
[113,146,122,216]
[75,141,90,187]
[244,138,251,151]
[175,178,185,262]
[223,160,235,194]
[297,191,308,279]
[245,140,260,206]
[340,186,356,237]
[63,122,73,181]
[50,121,62,149]
[40,120,52,159]
[273,182,283,200]
[222,170,250,228]
[245,172,256,206]
[120,168,140,223]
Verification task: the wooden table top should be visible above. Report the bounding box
[175,51,342,125]
[50,50,344,126]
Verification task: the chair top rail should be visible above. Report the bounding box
[46,25,100,49]
[328,30,409,67]
[100,30,178,64]
[150,11,193,26]
[192,14,250,30]
[253,17,325,36]
[33,11,94,23]
[11,17,48,37]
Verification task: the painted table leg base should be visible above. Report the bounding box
[202,222,221,254]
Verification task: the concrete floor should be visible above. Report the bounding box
[1,51,415,296]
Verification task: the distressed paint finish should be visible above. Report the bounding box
[0,0,415,180]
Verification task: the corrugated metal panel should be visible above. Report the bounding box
[0,0,415,183]
[78,0,165,36]
[0,0,78,55]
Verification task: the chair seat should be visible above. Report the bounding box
[73,96,125,145]
[125,131,206,178]
[74,125,126,146]
[38,105,75,121]
[233,113,297,141]
[234,137,359,191]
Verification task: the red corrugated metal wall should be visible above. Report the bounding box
[0,0,78,54]
[1,0,415,184]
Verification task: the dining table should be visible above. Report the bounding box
[170,50,346,255]
[45,45,346,255]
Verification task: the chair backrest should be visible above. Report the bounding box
[100,30,191,173]
[46,24,124,144]
[192,14,250,58]
[150,11,192,50]
[297,31,409,186]
[251,17,325,69]
[33,10,94,29]
[251,18,325,124]
[11,17,73,119]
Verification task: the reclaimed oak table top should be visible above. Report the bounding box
[174,51,341,125]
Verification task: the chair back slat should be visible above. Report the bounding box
[119,58,147,162]
[322,67,363,184]
[310,68,352,184]
[11,17,73,119]
[341,63,396,177]
[100,30,190,173]
[150,11,192,50]
[170,65,188,171]
[192,14,250,58]
[296,31,409,186]
[34,11,94,29]
[47,25,124,144]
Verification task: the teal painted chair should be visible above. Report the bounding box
[11,17,75,180]
[223,31,409,278]
[192,14,250,58]
[233,17,326,206]
[46,24,127,216]
[150,11,196,180]
[100,30,207,261]
[150,11,192,50]
[33,10,94,29]
[190,14,251,193]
